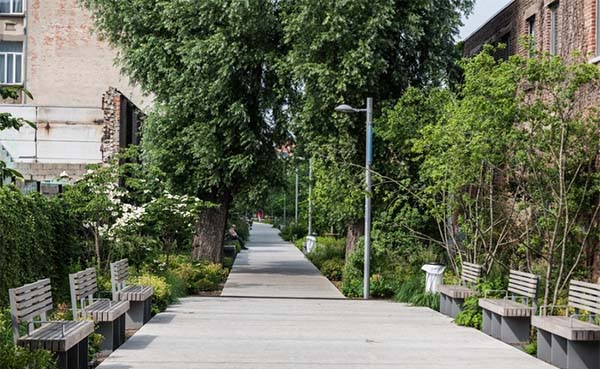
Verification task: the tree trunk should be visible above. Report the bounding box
[192,198,230,263]
[345,219,364,260]
[93,227,101,270]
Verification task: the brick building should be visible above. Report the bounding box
[464,0,600,282]
[0,0,147,186]
[464,0,600,63]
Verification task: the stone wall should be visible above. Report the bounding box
[101,87,122,162]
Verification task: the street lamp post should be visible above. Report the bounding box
[308,157,313,236]
[335,97,373,300]
[295,168,299,223]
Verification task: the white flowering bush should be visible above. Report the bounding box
[64,148,213,268]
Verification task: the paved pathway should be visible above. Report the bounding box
[98,223,554,369]
[222,223,344,298]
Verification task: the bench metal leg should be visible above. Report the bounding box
[537,329,552,363]
[97,313,127,352]
[439,294,448,316]
[491,312,501,339]
[500,316,530,344]
[567,340,600,369]
[482,309,492,335]
[551,334,568,369]
[56,337,88,369]
[126,298,153,329]
[449,297,464,319]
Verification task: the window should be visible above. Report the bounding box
[527,16,536,56]
[0,0,23,14]
[550,4,559,55]
[0,41,23,85]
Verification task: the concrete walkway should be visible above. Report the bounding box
[222,223,344,298]
[98,223,554,369]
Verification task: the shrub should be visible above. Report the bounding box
[321,259,344,281]
[171,260,228,293]
[131,273,172,315]
[0,309,56,369]
[307,237,345,269]
[0,186,87,306]
[454,278,504,329]
[279,222,307,242]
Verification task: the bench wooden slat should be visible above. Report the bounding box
[568,280,600,314]
[9,279,53,323]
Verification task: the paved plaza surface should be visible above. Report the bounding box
[98,223,554,369]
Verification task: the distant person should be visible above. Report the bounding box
[257,210,263,222]
[229,224,248,250]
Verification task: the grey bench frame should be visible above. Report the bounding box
[532,280,600,369]
[69,268,129,352]
[9,279,94,369]
[110,259,154,329]
[438,262,482,318]
[478,269,538,344]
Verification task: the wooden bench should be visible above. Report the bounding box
[9,279,94,369]
[110,259,154,329]
[69,268,129,352]
[532,280,600,369]
[304,236,317,253]
[478,270,539,344]
[438,262,482,318]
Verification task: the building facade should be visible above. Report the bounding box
[464,0,600,281]
[0,0,146,184]
[464,0,600,63]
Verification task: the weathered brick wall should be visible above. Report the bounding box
[463,1,518,56]
[465,0,599,60]
[24,0,147,109]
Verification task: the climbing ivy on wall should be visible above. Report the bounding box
[0,186,87,306]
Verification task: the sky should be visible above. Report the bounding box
[459,0,514,41]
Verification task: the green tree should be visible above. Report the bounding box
[83,0,290,262]
[0,86,34,182]
[282,0,473,254]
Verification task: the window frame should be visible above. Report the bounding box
[549,3,559,55]
[527,15,536,56]
[0,0,24,15]
[0,45,24,85]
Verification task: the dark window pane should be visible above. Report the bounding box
[7,54,14,84]
[0,55,6,84]
[0,41,23,53]
[15,54,21,83]
[0,0,10,13]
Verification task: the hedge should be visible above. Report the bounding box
[0,186,87,306]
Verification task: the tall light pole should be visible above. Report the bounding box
[308,157,313,236]
[295,168,299,223]
[335,97,373,300]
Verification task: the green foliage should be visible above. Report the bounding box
[279,222,307,242]
[0,186,86,306]
[170,258,228,294]
[0,309,56,369]
[307,237,345,270]
[321,259,344,281]
[131,273,173,315]
[454,278,504,329]
[454,296,481,329]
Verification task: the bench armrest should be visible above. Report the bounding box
[484,290,508,299]
[37,321,67,337]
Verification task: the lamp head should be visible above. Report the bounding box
[334,104,358,113]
